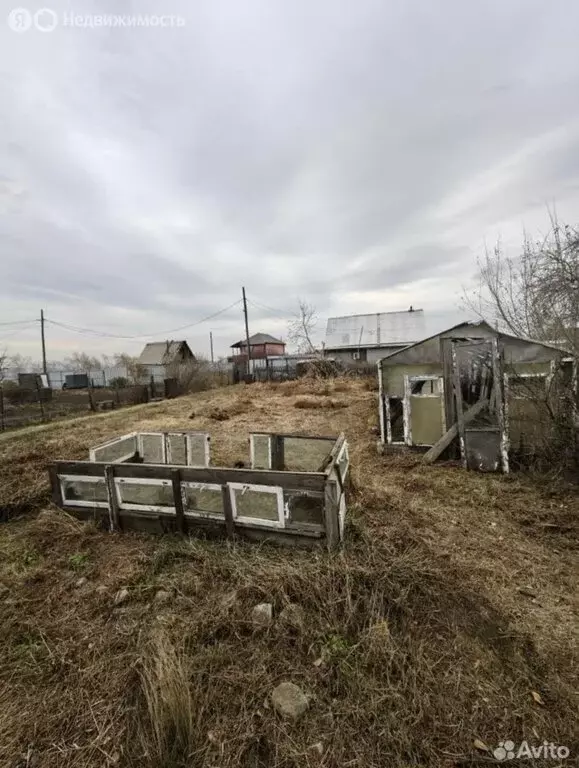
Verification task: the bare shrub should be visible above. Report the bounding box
[138,632,201,766]
[467,216,579,473]
[169,359,231,394]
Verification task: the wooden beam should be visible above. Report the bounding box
[54,461,105,477]
[451,342,467,467]
[248,431,338,441]
[54,460,326,491]
[422,398,488,464]
[323,478,340,550]
[171,468,186,535]
[104,465,121,532]
[271,434,285,470]
[48,464,63,507]
[320,432,346,474]
[491,336,509,474]
[221,484,235,539]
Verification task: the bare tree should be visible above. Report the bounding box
[467,217,579,354]
[0,349,7,382]
[287,299,319,354]
[65,352,103,372]
[114,352,144,383]
[466,216,578,469]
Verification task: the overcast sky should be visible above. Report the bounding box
[1,0,579,363]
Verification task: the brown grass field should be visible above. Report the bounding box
[0,378,577,768]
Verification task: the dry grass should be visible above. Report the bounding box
[294,397,348,410]
[0,378,577,767]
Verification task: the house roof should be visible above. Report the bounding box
[137,340,190,365]
[378,320,566,365]
[324,309,474,350]
[231,333,285,348]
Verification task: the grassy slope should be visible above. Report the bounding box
[0,379,577,768]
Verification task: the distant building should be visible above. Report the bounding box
[137,340,195,381]
[229,333,286,364]
[324,308,471,363]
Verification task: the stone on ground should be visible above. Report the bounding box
[251,602,273,628]
[271,682,310,720]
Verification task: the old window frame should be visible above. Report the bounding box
[115,476,175,513]
[249,433,273,469]
[89,432,138,463]
[228,482,285,529]
[181,481,225,520]
[59,474,109,509]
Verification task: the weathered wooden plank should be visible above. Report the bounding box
[249,431,338,441]
[221,484,235,538]
[104,465,121,532]
[422,398,488,463]
[116,463,327,491]
[324,478,340,550]
[48,464,63,506]
[451,342,467,468]
[54,461,106,477]
[321,432,346,474]
[171,468,186,535]
[60,505,325,544]
[271,435,285,470]
[491,336,509,474]
[440,337,456,431]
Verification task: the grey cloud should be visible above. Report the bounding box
[1,0,579,358]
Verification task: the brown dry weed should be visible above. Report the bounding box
[0,378,577,768]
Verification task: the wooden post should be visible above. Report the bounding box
[491,337,509,474]
[222,484,235,539]
[242,287,252,378]
[36,379,46,422]
[40,308,47,375]
[0,386,4,432]
[104,465,121,531]
[403,375,412,446]
[324,478,340,549]
[48,465,63,506]
[452,341,467,468]
[171,468,186,535]
[271,435,285,470]
[441,338,456,431]
[87,379,96,412]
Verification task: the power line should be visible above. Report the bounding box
[0,324,37,341]
[0,319,37,327]
[46,299,243,340]
[248,298,296,322]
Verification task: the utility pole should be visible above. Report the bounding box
[242,286,252,377]
[40,309,47,375]
[209,331,214,363]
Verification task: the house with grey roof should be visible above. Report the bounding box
[137,340,195,381]
[323,308,473,362]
